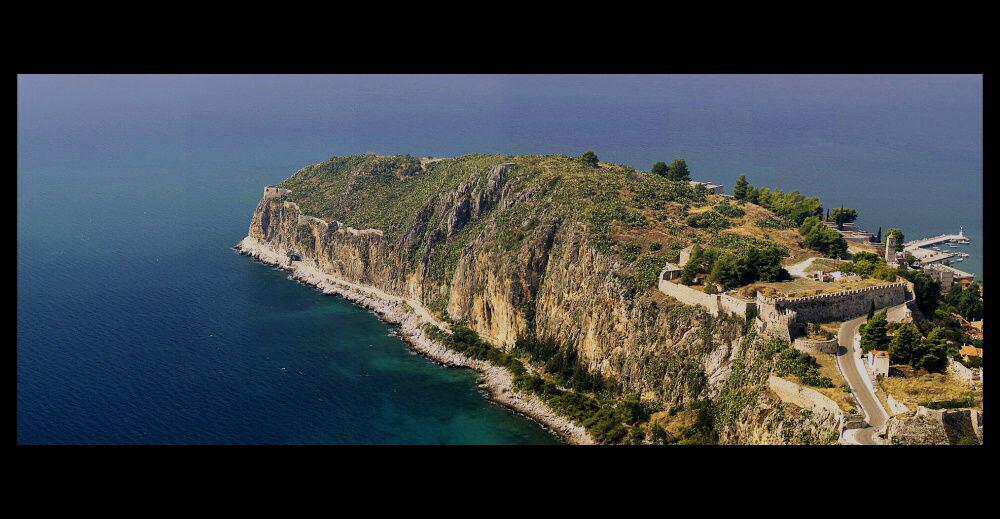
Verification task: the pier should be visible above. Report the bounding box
[902,227,975,280]
[903,227,970,251]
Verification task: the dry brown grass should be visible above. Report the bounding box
[803,258,843,273]
[820,322,842,336]
[879,367,982,412]
[745,276,889,299]
[648,408,702,439]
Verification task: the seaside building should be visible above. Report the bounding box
[689,181,724,195]
[922,263,975,290]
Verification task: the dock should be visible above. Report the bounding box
[908,247,955,265]
[903,227,975,278]
[903,227,970,251]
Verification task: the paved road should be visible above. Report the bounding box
[836,316,889,445]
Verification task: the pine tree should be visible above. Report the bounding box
[667,158,691,181]
[651,161,668,177]
[860,309,889,352]
[733,174,750,200]
[867,300,876,321]
[579,150,599,167]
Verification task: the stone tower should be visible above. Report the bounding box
[885,233,898,264]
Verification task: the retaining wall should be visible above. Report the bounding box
[768,375,844,426]
[947,359,982,386]
[793,337,839,354]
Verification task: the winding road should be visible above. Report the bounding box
[836,316,889,444]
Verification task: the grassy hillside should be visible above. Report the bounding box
[277,153,815,296]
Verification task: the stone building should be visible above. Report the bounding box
[264,186,292,198]
[689,181,724,194]
[660,262,682,281]
[885,233,899,265]
[678,245,695,267]
[922,263,974,290]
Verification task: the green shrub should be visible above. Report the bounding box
[714,200,745,218]
[686,211,732,231]
[775,347,833,388]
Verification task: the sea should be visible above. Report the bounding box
[17,75,982,444]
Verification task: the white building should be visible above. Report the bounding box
[867,350,890,378]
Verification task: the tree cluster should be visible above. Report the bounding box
[679,244,786,290]
[651,158,691,181]
[731,174,823,225]
[799,216,848,258]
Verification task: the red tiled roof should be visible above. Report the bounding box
[960,346,983,357]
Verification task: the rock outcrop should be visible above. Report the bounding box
[879,406,982,445]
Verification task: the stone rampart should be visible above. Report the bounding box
[767,282,911,324]
[720,294,756,316]
[657,278,756,317]
[264,186,292,198]
[947,359,982,386]
[658,279,721,315]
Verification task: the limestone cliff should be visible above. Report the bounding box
[240,153,834,443]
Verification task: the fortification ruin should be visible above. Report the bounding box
[753,281,913,342]
[658,264,915,342]
[264,186,292,198]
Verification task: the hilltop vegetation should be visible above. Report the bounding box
[277,153,818,297]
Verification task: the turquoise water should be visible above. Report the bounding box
[17,75,982,444]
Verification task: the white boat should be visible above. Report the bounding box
[948,244,958,248]
[955,258,965,262]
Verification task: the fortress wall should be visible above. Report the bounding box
[658,279,721,316]
[755,292,796,342]
[264,186,292,198]
[720,294,756,316]
[772,282,910,324]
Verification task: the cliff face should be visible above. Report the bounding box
[242,153,833,443]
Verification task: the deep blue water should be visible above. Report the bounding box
[17,75,982,444]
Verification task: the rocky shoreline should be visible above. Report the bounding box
[235,236,594,445]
